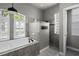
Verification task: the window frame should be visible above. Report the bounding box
[13,13,26,39]
[54,13,60,34]
[0,9,10,41]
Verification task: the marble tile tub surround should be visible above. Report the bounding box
[0,37,40,56]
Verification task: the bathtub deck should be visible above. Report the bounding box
[0,38,39,56]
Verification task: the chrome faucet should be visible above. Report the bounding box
[29,37,34,43]
[29,33,35,43]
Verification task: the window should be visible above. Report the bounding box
[0,10,10,41]
[72,8,79,36]
[0,9,26,41]
[54,13,60,34]
[14,13,26,38]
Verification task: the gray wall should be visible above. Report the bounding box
[43,4,59,24]
[0,3,42,19]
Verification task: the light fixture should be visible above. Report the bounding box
[8,3,17,12]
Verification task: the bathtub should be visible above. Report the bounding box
[0,37,39,56]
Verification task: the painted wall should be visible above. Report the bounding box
[0,3,42,19]
[43,4,59,24]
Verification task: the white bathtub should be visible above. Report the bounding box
[0,37,38,55]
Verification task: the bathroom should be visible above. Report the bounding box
[0,3,79,56]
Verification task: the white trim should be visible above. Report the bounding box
[59,52,65,56]
[14,13,26,38]
[67,46,79,52]
[63,4,79,55]
[63,8,67,55]
[40,46,49,53]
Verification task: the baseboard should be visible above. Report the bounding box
[67,46,79,52]
[58,52,65,56]
[40,46,49,53]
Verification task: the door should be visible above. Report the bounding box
[68,8,79,49]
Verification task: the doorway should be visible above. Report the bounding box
[49,24,59,50]
[66,7,79,56]
[49,13,60,50]
[63,4,79,55]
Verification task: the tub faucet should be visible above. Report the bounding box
[29,37,34,43]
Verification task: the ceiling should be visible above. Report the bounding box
[30,3,57,10]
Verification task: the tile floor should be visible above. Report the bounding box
[38,46,59,56]
[66,49,79,56]
[38,46,79,56]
